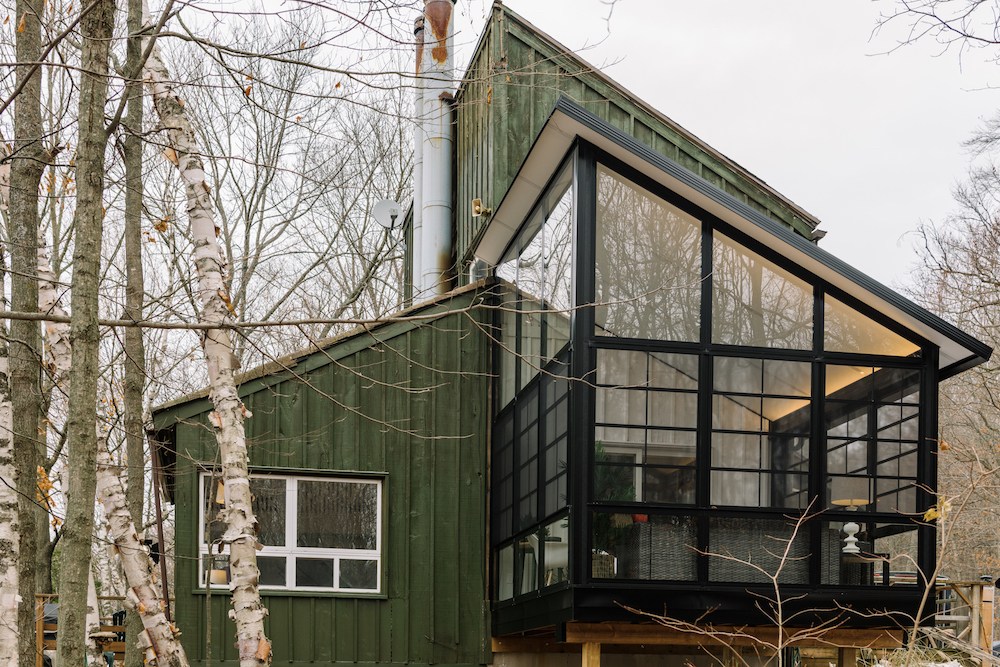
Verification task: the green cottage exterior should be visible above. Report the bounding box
[153,286,495,667]
[154,3,993,667]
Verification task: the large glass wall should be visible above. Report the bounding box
[492,156,574,598]
[586,157,928,589]
[491,144,935,607]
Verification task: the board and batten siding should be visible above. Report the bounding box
[454,5,818,273]
[156,289,493,667]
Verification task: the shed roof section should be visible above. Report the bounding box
[454,3,821,268]
[475,96,991,379]
[152,280,496,424]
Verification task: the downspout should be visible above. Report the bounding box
[412,16,425,301]
[420,0,455,295]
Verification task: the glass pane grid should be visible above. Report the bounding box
[199,473,381,593]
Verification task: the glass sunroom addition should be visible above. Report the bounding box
[486,119,985,631]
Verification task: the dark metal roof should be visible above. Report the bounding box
[475,96,991,379]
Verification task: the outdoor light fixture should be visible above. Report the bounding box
[832,477,870,554]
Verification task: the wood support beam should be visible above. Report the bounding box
[560,623,903,649]
[582,642,601,667]
[839,647,858,667]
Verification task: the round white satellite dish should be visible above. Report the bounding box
[372,199,402,230]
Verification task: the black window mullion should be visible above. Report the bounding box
[696,218,713,582]
[918,347,938,584]
[572,142,595,584]
[810,283,825,585]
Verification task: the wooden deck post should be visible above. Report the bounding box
[838,647,857,667]
[35,595,44,667]
[582,642,601,667]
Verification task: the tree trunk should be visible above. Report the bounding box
[142,6,271,663]
[0,310,17,667]
[37,232,71,597]
[56,1,115,665]
[11,0,47,663]
[124,0,147,659]
[97,435,190,667]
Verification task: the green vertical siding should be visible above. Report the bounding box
[156,288,493,667]
[454,5,818,273]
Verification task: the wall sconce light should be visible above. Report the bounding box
[832,477,870,554]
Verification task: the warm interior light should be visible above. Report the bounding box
[831,476,870,508]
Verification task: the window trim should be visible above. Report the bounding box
[198,471,383,594]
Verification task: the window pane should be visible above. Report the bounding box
[825,295,920,357]
[250,478,286,547]
[297,480,378,549]
[497,544,515,600]
[296,558,334,588]
[340,559,378,590]
[596,166,701,341]
[203,477,226,547]
[540,518,570,587]
[708,517,809,583]
[593,513,697,581]
[258,556,286,587]
[712,232,813,349]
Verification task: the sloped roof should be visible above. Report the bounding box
[475,96,991,379]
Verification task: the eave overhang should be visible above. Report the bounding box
[473,96,992,379]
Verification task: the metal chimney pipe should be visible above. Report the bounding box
[420,0,455,295]
[412,16,425,299]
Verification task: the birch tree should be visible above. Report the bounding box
[143,4,272,663]
[0,303,16,667]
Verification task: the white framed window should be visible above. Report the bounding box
[199,472,382,593]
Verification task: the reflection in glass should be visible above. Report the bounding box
[257,556,287,587]
[591,512,697,581]
[708,517,809,584]
[595,349,698,505]
[340,559,378,590]
[825,295,920,357]
[713,232,813,349]
[596,166,701,341]
[297,480,377,549]
[824,366,920,513]
[538,517,570,587]
[496,162,573,402]
[296,558,334,588]
[251,478,286,547]
[711,358,810,508]
[497,544,514,601]
[820,521,918,586]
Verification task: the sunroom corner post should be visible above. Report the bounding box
[570,143,597,586]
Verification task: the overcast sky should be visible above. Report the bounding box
[452,0,999,290]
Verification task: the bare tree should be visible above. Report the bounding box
[57,0,116,665]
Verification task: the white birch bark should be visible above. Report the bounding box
[97,434,189,667]
[0,347,18,666]
[86,572,103,666]
[38,237,72,377]
[141,4,269,665]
